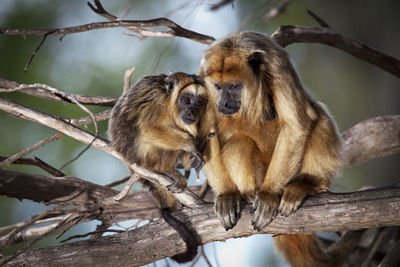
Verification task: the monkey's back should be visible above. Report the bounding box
[108,74,171,165]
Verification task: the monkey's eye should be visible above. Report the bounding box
[195,97,205,106]
[214,84,222,90]
[182,96,191,105]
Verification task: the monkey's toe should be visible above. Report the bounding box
[251,192,279,231]
[278,182,309,216]
[214,193,242,231]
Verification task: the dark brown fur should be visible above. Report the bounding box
[199,32,341,266]
[108,72,208,263]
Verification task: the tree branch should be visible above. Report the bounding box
[271,25,400,78]
[2,185,400,266]
[0,18,215,45]
[0,78,117,107]
[342,115,400,169]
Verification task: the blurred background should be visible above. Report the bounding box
[1,0,399,266]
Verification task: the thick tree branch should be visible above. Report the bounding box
[271,25,400,78]
[3,186,400,266]
[342,115,400,169]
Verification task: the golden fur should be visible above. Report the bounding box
[199,31,341,266]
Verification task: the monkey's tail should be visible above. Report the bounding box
[273,234,333,267]
[160,209,198,263]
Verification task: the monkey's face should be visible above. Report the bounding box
[166,72,208,125]
[200,44,265,118]
[178,91,207,124]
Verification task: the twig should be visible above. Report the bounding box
[24,31,55,72]
[0,77,117,107]
[271,25,400,78]
[1,83,106,170]
[107,173,141,202]
[60,229,124,243]
[0,208,67,248]
[0,213,77,266]
[263,0,291,25]
[105,176,130,188]
[123,66,136,92]
[209,0,234,11]
[0,18,215,45]
[0,133,64,168]
[307,9,330,28]
[0,156,65,177]
[66,110,111,126]
[200,246,212,267]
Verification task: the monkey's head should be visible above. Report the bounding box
[165,72,208,126]
[199,31,281,123]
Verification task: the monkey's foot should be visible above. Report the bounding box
[189,151,204,172]
[251,191,279,231]
[278,176,324,216]
[214,193,242,231]
[167,178,188,193]
[278,183,308,216]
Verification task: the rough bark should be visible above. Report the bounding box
[3,186,400,266]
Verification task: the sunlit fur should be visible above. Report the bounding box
[199,32,341,267]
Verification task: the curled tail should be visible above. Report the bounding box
[141,179,198,263]
[273,234,332,267]
[160,209,198,263]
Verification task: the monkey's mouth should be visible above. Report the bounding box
[218,104,240,115]
[182,117,197,125]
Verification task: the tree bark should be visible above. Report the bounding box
[3,186,400,266]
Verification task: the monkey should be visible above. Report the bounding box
[108,72,209,263]
[198,31,341,267]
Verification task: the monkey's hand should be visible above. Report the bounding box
[251,191,279,231]
[166,175,188,193]
[189,150,204,172]
[214,193,242,231]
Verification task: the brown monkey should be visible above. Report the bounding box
[108,72,208,263]
[199,32,341,267]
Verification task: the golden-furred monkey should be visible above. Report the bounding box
[199,31,341,267]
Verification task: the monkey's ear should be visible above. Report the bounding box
[165,74,177,94]
[248,51,264,73]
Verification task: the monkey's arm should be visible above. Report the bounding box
[253,82,316,231]
[203,135,241,230]
[142,124,196,151]
[141,123,204,171]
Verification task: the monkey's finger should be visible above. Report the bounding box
[253,201,278,231]
[236,198,241,220]
[215,198,233,231]
[228,199,238,227]
[250,197,259,214]
[278,198,302,217]
[222,200,234,230]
